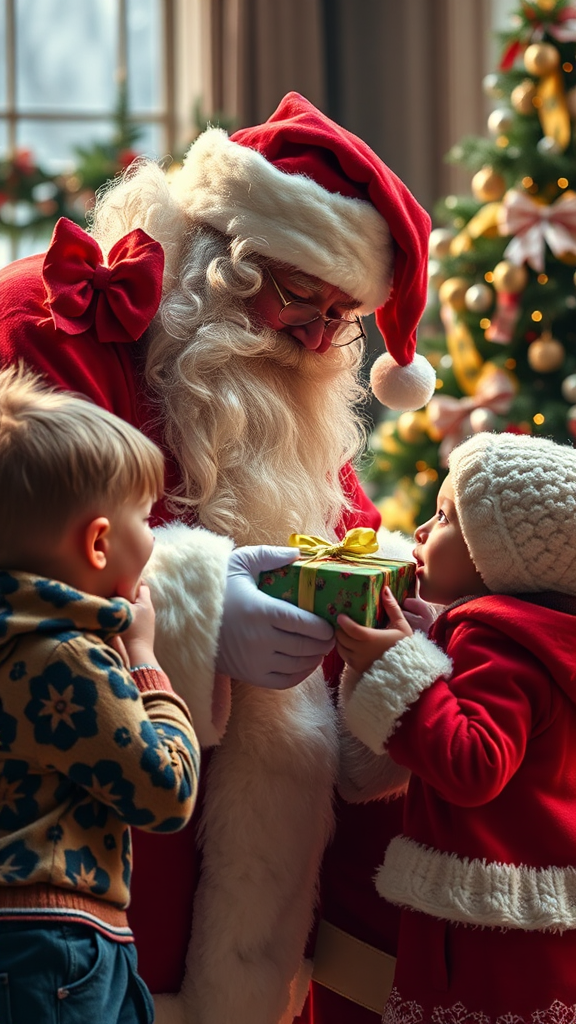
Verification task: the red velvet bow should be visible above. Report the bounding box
[42,217,164,344]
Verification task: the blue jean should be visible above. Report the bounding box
[0,921,154,1024]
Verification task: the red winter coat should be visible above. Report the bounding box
[343,593,576,1023]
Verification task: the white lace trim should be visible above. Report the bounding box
[377,836,576,932]
[382,986,576,1024]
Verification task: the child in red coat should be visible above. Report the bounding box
[336,431,576,1023]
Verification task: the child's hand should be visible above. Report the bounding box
[402,594,441,635]
[335,587,413,675]
[122,583,160,669]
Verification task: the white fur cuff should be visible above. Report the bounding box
[145,523,234,747]
[378,835,576,933]
[342,631,452,754]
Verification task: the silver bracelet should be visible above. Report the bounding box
[129,663,159,673]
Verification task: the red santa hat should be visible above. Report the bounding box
[169,91,435,410]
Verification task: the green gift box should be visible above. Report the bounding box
[257,529,416,628]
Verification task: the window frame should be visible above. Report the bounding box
[1,0,177,160]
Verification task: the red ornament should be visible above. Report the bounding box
[503,422,532,435]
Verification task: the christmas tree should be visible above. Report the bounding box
[365,0,576,533]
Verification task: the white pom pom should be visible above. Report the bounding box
[370,352,436,411]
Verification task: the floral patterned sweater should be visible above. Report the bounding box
[0,570,200,941]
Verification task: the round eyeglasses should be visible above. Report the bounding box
[268,271,366,347]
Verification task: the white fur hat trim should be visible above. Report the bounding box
[169,128,393,312]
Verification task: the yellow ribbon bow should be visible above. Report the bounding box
[288,528,380,563]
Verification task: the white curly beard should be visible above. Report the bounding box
[145,314,368,546]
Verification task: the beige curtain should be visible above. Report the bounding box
[178,0,494,211]
[191,0,327,131]
[319,0,493,211]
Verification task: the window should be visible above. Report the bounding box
[0,0,176,265]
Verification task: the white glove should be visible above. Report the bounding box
[216,545,335,689]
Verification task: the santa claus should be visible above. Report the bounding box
[0,93,433,1023]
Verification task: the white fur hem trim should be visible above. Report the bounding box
[145,524,234,747]
[165,667,337,1023]
[170,128,393,311]
[342,632,452,754]
[377,835,576,933]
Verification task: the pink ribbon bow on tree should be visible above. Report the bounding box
[499,7,576,70]
[498,190,576,272]
[42,217,165,344]
[427,367,516,466]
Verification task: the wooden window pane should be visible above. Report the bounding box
[127,0,163,114]
[16,0,117,113]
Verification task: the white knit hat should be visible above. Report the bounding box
[449,432,576,595]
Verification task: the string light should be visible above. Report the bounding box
[415,469,438,487]
[522,176,533,189]
[533,413,545,425]
[496,136,509,148]
[485,271,495,283]
[415,461,428,471]
[480,318,491,329]
[558,178,569,189]
[531,310,543,321]
[434,379,444,389]
[505,358,517,369]
[537,273,548,284]
[563,62,573,73]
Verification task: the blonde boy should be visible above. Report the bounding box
[0,366,199,1024]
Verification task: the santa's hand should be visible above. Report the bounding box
[216,545,335,689]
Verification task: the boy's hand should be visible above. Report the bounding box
[122,582,160,669]
[335,587,413,675]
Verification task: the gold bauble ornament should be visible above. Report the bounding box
[524,42,560,77]
[487,108,514,135]
[428,227,454,259]
[561,373,576,403]
[471,166,507,203]
[438,277,469,311]
[396,411,428,445]
[469,408,496,433]
[527,332,565,373]
[511,80,537,115]
[428,259,447,290]
[482,73,504,99]
[465,283,493,313]
[492,260,529,294]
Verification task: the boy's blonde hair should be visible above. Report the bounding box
[0,365,164,559]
